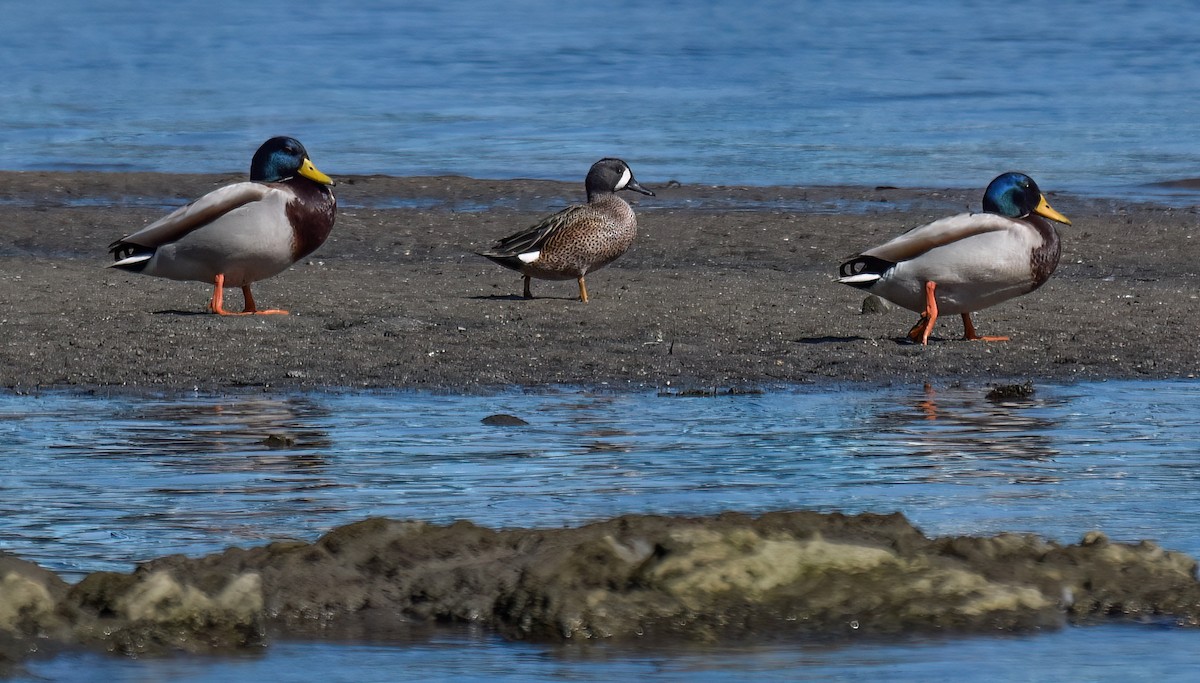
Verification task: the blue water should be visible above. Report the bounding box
[4,381,1200,681]
[3,0,1199,201]
[17,626,1200,683]
[5,382,1200,579]
[5,3,1200,676]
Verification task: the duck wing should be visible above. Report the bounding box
[482,204,587,257]
[108,182,274,254]
[864,213,1018,262]
[840,212,1017,279]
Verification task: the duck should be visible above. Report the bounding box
[480,158,654,302]
[835,172,1071,344]
[108,136,336,315]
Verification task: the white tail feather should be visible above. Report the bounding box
[517,251,540,264]
[835,273,880,285]
[109,253,153,268]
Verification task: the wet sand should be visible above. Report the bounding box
[4,173,1200,666]
[2,170,1196,393]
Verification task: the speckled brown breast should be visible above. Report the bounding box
[522,194,637,280]
[1027,215,1062,292]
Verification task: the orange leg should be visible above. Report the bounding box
[207,275,288,315]
[961,313,1008,342]
[577,276,589,303]
[906,281,939,345]
[207,273,232,315]
[523,275,533,299]
[241,285,288,315]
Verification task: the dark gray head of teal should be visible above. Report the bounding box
[250,136,313,183]
[585,157,655,200]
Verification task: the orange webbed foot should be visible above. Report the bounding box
[240,286,290,315]
[206,279,290,315]
[905,281,939,345]
[907,314,931,342]
[961,313,1009,342]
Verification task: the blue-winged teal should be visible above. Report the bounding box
[480,158,654,302]
[836,172,1071,344]
[108,137,337,315]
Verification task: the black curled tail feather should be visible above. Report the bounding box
[108,240,154,272]
[838,255,894,279]
[836,254,895,290]
[109,241,139,260]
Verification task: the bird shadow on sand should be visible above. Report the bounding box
[794,335,945,346]
[469,294,580,302]
[793,335,867,344]
[152,310,291,317]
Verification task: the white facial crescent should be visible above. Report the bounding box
[614,166,631,191]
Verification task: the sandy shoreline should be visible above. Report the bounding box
[2,170,1197,394]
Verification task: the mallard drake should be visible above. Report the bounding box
[836,172,1071,344]
[480,158,654,302]
[108,136,336,315]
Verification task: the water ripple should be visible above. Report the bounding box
[4,380,1200,583]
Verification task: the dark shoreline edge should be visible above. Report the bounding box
[4,168,1200,207]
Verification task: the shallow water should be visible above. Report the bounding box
[3,1,1200,201]
[3,380,1200,680]
[16,625,1200,683]
[5,381,1200,577]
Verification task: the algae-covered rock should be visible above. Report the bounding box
[3,511,1200,666]
[0,553,69,638]
[66,568,266,655]
[497,514,1065,641]
[0,571,59,635]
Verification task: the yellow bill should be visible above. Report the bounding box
[298,158,335,186]
[1034,194,1070,225]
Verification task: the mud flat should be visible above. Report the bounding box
[2,171,1198,392]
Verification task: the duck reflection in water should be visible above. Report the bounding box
[860,383,1065,483]
[111,397,332,472]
